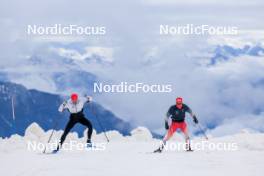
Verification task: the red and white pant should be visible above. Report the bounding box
[163,122,188,141]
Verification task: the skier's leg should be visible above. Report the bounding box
[79,116,93,143]
[161,123,177,148]
[163,122,177,144]
[181,123,192,151]
[57,118,76,150]
[154,123,177,153]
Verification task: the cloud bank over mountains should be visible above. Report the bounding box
[0,0,264,135]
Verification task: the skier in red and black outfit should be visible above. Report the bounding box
[154,97,198,153]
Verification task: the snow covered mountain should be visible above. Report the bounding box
[0,81,132,137]
[0,46,112,94]
[210,44,264,65]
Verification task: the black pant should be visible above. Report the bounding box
[58,112,93,149]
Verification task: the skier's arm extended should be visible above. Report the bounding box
[58,101,68,112]
[186,105,198,124]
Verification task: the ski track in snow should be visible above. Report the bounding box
[0,124,263,176]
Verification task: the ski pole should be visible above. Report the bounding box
[89,103,110,142]
[43,119,60,153]
[197,124,208,140]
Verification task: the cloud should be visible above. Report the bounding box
[209,113,264,136]
[2,33,264,136]
[207,30,264,48]
[51,47,114,63]
[92,35,264,135]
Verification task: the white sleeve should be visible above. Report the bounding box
[58,101,68,112]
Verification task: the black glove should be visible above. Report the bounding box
[62,101,67,107]
[193,115,198,124]
[84,94,92,102]
[165,121,169,130]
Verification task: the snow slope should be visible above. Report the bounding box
[0,123,263,176]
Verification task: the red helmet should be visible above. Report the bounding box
[176,97,183,104]
[176,97,183,109]
[71,93,78,102]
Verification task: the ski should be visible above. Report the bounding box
[42,151,59,155]
[153,148,163,153]
[186,149,194,152]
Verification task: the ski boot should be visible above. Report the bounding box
[86,139,93,148]
[154,144,165,153]
[51,148,59,154]
[186,143,193,152]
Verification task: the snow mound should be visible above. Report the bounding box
[130,127,153,141]
[64,132,79,143]
[1,123,264,153]
[232,130,264,151]
[43,129,63,143]
[24,123,45,141]
[105,130,124,141]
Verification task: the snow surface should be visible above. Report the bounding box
[0,123,263,176]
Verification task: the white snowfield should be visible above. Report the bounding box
[0,123,263,176]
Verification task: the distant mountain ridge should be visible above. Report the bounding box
[0,81,133,137]
[210,44,264,65]
[0,53,100,94]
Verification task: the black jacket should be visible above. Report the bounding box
[166,104,192,122]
